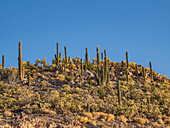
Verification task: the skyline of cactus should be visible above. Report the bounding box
[0,41,169,80]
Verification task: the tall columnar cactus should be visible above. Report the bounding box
[85,48,89,65]
[87,103,90,112]
[68,56,71,64]
[142,67,146,85]
[136,64,138,77]
[101,66,104,84]
[81,59,83,76]
[104,49,107,84]
[107,68,110,83]
[149,62,153,82]
[121,61,124,68]
[126,68,128,83]
[2,55,5,69]
[59,52,61,58]
[126,51,128,69]
[57,42,59,65]
[117,80,121,105]
[18,41,23,79]
[64,46,67,64]
[97,46,100,70]
[28,74,31,91]
[101,52,103,62]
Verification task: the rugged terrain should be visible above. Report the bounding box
[0,44,169,127]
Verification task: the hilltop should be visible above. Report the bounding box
[0,42,169,127]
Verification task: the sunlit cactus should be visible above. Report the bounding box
[121,61,124,68]
[117,80,121,105]
[96,46,100,73]
[142,67,146,85]
[126,51,128,69]
[85,48,88,64]
[28,74,31,91]
[149,62,153,82]
[68,56,71,64]
[57,42,59,65]
[2,55,5,69]
[81,59,83,76]
[101,52,103,62]
[18,41,23,80]
[107,68,110,83]
[126,68,128,83]
[136,64,138,77]
[22,67,25,78]
[59,52,61,58]
[64,46,67,64]
[104,49,107,84]
[101,66,104,84]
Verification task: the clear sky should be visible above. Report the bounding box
[0,0,170,78]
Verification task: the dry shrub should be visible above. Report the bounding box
[107,114,115,121]
[118,115,127,124]
[80,117,88,124]
[82,112,93,119]
[4,110,12,117]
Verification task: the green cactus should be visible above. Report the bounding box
[101,66,104,84]
[149,62,153,82]
[2,55,5,69]
[126,51,128,69]
[107,67,110,83]
[81,59,83,76]
[117,80,121,105]
[97,46,100,74]
[59,52,61,58]
[57,42,59,65]
[101,52,103,62]
[136,64,138,77]
[142,67,146,85]
[87,103,90,112]
[121,61,124,68]
[68,56,71,64]
[28,74,31,91]
[64,46,67,64]
[126,68,128,83]
[85,48,89,65]
[18,41,23,80]
[147,97,150,112]
[104,49,107,84]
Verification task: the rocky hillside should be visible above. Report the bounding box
[0,42,169,127]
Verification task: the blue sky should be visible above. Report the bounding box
[0,0,170,78]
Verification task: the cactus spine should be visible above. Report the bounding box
[149,62,153,82]
[2,55,5,69]
[142,67,146,85]
[18,41,23,80]
[117,80,121,105]
[64,46,67,64]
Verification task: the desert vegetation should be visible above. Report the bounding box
[0,42,169,127]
